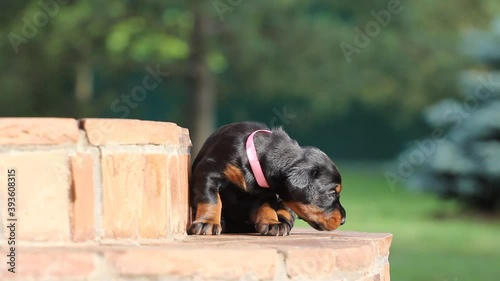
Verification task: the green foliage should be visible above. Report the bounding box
[214,0,499,129]
[0,0,191,117]
[1,0,500,158]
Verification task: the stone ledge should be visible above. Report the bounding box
[0,118,190,147]
[0,118,79,145]
[82,118,191,146]
[0,229,392,281]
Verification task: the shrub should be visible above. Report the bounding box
[400,20,500,213]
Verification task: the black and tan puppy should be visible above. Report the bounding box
[188,122,346,236]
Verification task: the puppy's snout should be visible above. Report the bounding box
[338,203,346,226]
[340,217,346,225]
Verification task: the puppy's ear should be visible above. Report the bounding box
[286,167,312,189]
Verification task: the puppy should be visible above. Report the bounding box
[188,122,346,236]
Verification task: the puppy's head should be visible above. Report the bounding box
[282,147,346,231]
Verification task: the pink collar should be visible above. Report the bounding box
[246,129,272,188]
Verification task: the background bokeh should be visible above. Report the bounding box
[1,1,500,280]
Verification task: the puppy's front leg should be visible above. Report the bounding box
[276,203,296,233]
[251,203,292,236]
[189,173,223,235]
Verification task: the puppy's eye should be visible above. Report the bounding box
[326,191,337,199]
[310,168,319,178]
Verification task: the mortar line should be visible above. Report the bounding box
[94,146,104,240]
[276,249,291,281]
[0,144,77,153]
[66,153,74,241]
[166,153,173,237]
[0,144,189,154]
[99,144,189,154]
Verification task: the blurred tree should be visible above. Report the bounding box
[216,0,491,123]
[187,1,216,156]
[400,19,500,213]
[0,0,192,116]
[0,0,499,156]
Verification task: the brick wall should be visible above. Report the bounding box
[0,118,191,242]
[0,118,392,281]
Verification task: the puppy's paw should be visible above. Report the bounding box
[188,221,222,235]
[256,222,291,236]
[277,209,295,232]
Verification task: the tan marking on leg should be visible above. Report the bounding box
[251,203,279,225]
[224,164,247,191]
[276,208,293,222]
[193,193,222,225]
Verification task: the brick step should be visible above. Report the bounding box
[0,229,391,281]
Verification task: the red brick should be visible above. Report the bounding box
[360,274,381,281]
[70,153,96,241]
[105,247,277,280]
[0,152,71,241]
[0,249,95,278]
[0,118,79,145]
[374,235,393,257]
[82,118,186,146]
[325,230,393,257]
[381,262,390,281]
[286,247,336,279]
[168,154,190,235]
[327,230,393,240]
[335,243,375,272]
[180,127,192,147]
[101,153,168,239]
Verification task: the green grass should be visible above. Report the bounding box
[295,164,500,281]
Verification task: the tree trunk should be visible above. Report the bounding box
[74,59,94,115]
[187,3,216,158]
